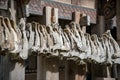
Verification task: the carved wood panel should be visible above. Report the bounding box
[103,0,116,19]
[0,0,8,10]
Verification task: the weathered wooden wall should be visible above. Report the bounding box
[37,56,59,80]
[37,55,87,80]
[0,0,26,80]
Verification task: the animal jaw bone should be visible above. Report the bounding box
[4,18,20,54]
[1,17,11,51]
[31,22,40,53]
[45,25,54,53]
[19,18,28,59]
[39,25,48,53]
[0,16,5,51]
[26,23,35,55]
[10,19,22,53]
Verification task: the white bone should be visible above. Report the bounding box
[19,18,28,59]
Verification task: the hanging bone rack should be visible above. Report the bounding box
[0,16,120,64]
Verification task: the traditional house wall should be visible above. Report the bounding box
[44,0,96,9]
[3,0,119,80]
[72,0,96,9]
[36,55,87,80]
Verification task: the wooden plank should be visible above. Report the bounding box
[52,8,58,23]
[45,6,52,26]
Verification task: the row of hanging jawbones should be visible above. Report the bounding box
[0,16,120,64]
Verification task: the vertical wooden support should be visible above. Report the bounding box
[37,55,43,80]
[45,6,52,26]
[78,65,86,80]
[98,16,105,36]
[91,64,95,80]
[45,58,59,80]
[106,66,111,78]
[117,64,120,80]
[80,13,90,33]
[0,55,10,80]
[116,0,120,45]
[45,7,58,25]
[75,66,79,80]
[52,8,58,23]
[43,56,47,80]
[65,61,69,80]
[116,0,120,79]
[68,61,86,80]
[0,55,25,80]
[112,64,118,79]
[38,56,59,80]
[68,61,75,80]
[9,61,25,80]
[72,11,81,24]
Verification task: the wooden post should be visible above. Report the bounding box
[0,55,10,80]
[75,66,79,80]
[37,55,43,80]
[112,64,118,79]
[45,58,59,80]
[59,59,68,80]
[78,65,86,80]
[43,56,47,80]
[39,56,59,80]
[52,8,58,24]
[72,11,81,24]
[45,6,52,26]
[65,61,69,80]
[98,16,105,36]
[91,64,95,80]
[117,64,120,80]
[9,61,25,80]
[80,13,90,33]
[106,66,111,78]
[116,0,120,45]
[0,55,25,80]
